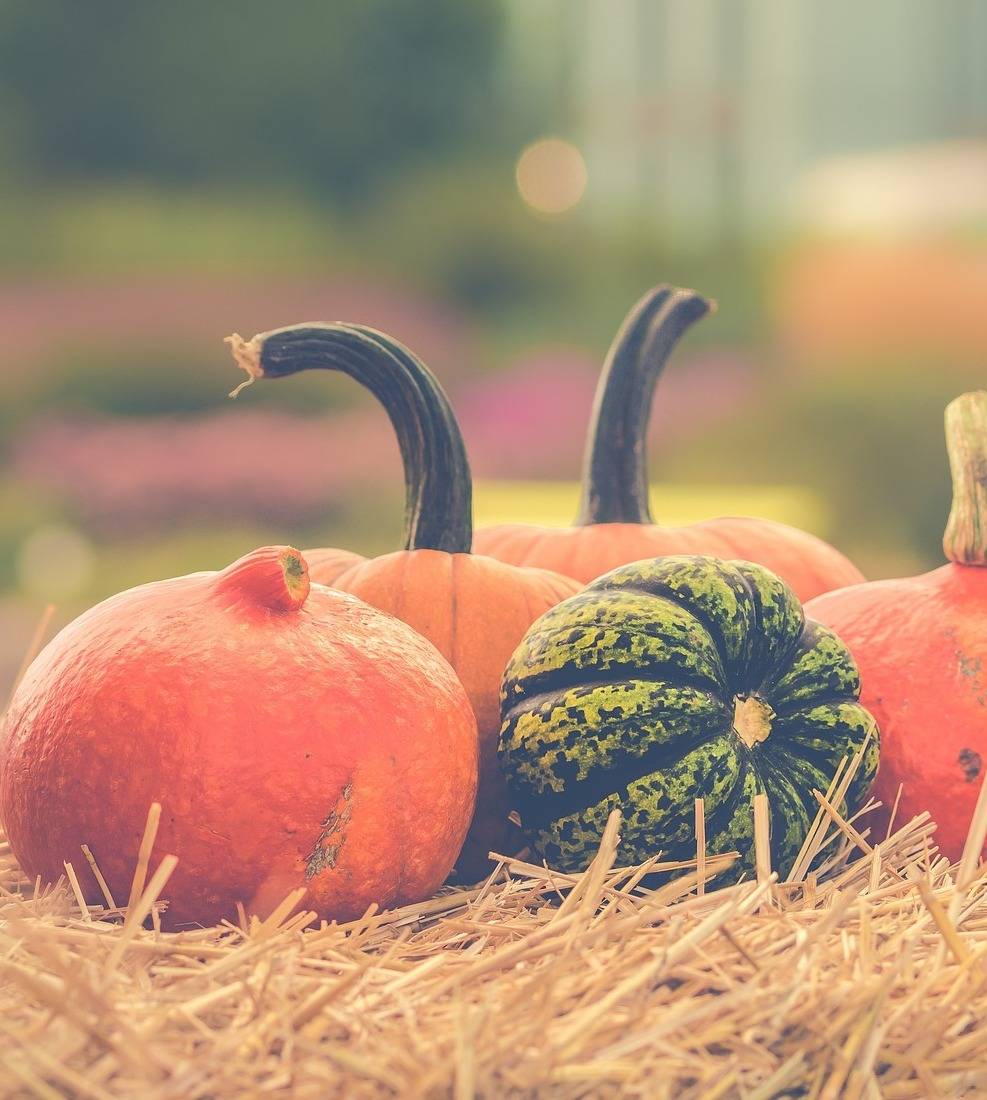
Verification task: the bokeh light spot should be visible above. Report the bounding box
[515,138,587,215]
[17,524,96,601]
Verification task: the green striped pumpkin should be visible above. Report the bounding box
[498,556,879,878]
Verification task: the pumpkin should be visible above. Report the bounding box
[807,391,987,862]
[0,546,478,928]
[228,326,580,879]
[472,285,865,601]
[499,555,879,876]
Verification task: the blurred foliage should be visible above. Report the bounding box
[0,174,973,595]
[0,0,506,201]
[0,175,765,351]
[0,484,63,593]
[358,163,769,358]
[8,347,362,422]
[0,169,973,606]
[24,349,238,420]
[474,480,828,534]
[0,485,406,624]
[363,163,590,313]
[0,0,983,700]
[0,187,336,275]
[664,365,981,577]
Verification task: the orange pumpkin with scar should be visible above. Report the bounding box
[0,546,478,927]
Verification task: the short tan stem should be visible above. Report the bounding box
[734,695,774,750]
[943,390,987,566]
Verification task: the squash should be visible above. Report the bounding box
[499,555,879,876]
[472,285,865,601]
[228,326,580,879]
[0,546,478,928]
[807,391,987,862]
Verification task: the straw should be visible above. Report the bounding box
[695,798,706,897]
[4,609,987,1100]
[125,802,162,914]
[4,603,56,711]
[3,782,987,1097]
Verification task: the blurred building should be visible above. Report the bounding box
[506,0,987,244]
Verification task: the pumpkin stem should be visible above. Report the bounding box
[943,390,987,566]
[733,694,774,749]
[226,324,472,554]
[575,286,713,526]
[214,546,311,612]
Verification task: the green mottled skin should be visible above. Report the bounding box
[499,555,879,879]
[501,682,730,798]
[506,588,725,694]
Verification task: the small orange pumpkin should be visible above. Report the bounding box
[807,391,987,862]
[228,324,579,879]
[472,286,864,601]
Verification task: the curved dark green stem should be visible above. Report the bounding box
[230,323,472,553]
[575,286,713,526]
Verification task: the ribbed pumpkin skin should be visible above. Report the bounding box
[499,556,879,877]
[302,546,365,583]
[317,549,580,877]
[473,518,865,603]
[805,390,987,864]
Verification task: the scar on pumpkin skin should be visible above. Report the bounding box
[959,748,982,783]
[225,333,264,398]
[305,783,353,879]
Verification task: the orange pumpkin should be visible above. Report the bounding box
[807,391,987,862]
[472,285,864,601]
[0,546,478,927]
[228,324,579,879]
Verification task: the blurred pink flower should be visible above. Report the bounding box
[13,410,400,530]
[12,344,759,531]
[455,346,599,478]
[0,276,473,384]
[647,349,758,446]
[455,345,757,480]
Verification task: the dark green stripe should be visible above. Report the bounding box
[503,587,726,705]
[529,733,744,871]
[765,620,861,714]
[589,556,756,677]
[730,560,804,687]
[757,766,814,876]
[502,683,732,828]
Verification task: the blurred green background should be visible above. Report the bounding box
[1,1,986,691]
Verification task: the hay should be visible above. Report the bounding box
[3,612,987,1097]
[2,776,987,1099]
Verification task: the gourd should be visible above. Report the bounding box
[228,326,580,879]
[807,391,987,861]
[473,286,864,601]
[0,546,478,927]
[499,555,879,876]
